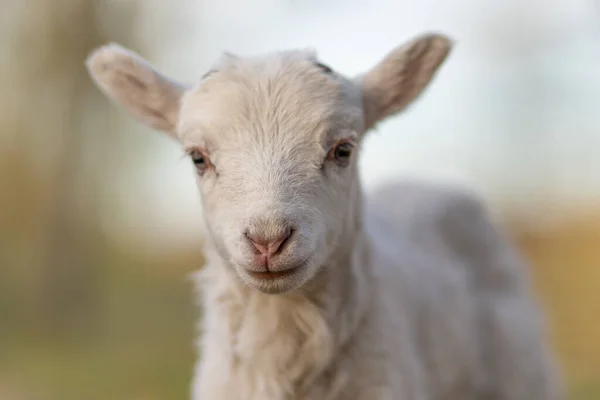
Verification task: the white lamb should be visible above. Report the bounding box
[86,33,563,400]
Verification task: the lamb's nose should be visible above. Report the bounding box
[245,228,293,258]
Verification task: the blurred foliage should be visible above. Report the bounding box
[0,0,598,399]
[511,213,600,400]
[0,1,197,399]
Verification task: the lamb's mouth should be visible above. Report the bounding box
[245,260,309,280]
[246,267,299,280]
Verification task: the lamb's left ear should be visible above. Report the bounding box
[86,43,186,139]
[358,33,453,131]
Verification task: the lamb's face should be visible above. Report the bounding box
[85,33,452,294]
[178,52,364,293]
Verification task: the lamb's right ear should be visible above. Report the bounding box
[357,33,452,131]
[86,43,186,139]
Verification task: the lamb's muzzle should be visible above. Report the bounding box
[244,223,306,280]
[245,222,293,264]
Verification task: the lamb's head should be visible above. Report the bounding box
[86,33,452,294]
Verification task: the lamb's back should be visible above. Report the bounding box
[363,180,563,400]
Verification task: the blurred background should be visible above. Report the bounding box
[1,0,599,399]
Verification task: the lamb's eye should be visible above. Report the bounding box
[190,150,210,175]
[327,141,354,166]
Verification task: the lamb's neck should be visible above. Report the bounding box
[195,228,373,390]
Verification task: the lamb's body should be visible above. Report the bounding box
[192,181,561,400]
[85,33,562,400]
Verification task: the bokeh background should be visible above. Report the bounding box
[1,0,599,399]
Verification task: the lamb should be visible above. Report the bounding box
[86,33,563,400]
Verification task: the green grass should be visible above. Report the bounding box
[570,381,600,400]
[1,249,198,400]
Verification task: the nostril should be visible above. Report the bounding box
[246,228,293,258]
[269,228,293,256]
[245,233,267,256]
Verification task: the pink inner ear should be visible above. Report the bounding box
[123,73,148,91]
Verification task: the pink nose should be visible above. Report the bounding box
[246,228,292,259]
